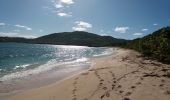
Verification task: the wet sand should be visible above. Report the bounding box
[5,48,170,100]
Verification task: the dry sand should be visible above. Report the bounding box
[6,48,170,100]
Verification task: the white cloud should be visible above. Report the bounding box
[153,23,158,26]
[55,3,64,8]
[49,0,75,17]
[0,32,36,38]
[0,32,19,37]
[15,25,32,31]
[57,12,72,17]
[60,0,74,5]
[0,23,5,26]
[72,21,92,31]
[21,35,37,38]
[114,26,129,33]
[142,29,148,31]
[72,27,87,31]
[133,33,143,36]
[100,33,109,36]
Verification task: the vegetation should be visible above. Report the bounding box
[0,37,31,43]
[0,31,127,47]
[124,26,170,63]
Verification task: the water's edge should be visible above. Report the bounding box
[0,47,114,99]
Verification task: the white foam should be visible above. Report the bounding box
[0,57,89,81]
[13,64,31,69]
[0,48,112,82]
[75,57,88,62]
[93,48,113,57]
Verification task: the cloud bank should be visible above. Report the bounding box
[133,33,143,36]
[72,21,92,31]
[15,25,32,31]
[142,29,148,31]
[57,12,72,17]
[114,26,129,33]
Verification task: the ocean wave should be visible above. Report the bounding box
[93,48,113,57]
[0,47,113,82]
[13,64,31,69]
[0,57,90,81]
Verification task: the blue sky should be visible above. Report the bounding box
[0,0,170,39]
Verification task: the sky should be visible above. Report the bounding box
[0,0,170,39]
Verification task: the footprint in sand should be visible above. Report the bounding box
[131,86,136,89]
[103,87,107,90]
[81,72,89,76]
[166,90,170,95]
[100,94,105,99]
[72,98,77,100]
[136,82,141,85]
[123,97,130,100]
[140,77,144,80]
[112,84,115,90]
[119,90,124,94]
[159,84,164,87]
[72,77,79,100]
[105,92,110,97]
[117,85,122,88]
[125,92,132,96]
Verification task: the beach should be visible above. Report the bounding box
[5,48,170,100]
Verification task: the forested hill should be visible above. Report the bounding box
[0,31,127,47]
[125,26,170,63]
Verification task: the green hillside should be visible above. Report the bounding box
[34,31,127,47]
[0,31,127,47]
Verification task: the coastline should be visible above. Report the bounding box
[0,47,113,99]
[4,48,170,100]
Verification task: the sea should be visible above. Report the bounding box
[0,43,113,82]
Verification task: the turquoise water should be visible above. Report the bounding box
[0,43,112,81]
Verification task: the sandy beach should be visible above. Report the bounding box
[5,48,170,100]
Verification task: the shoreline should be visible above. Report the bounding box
[0,59,90,100]
[0,48,114,100]
[3,48,170,100]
